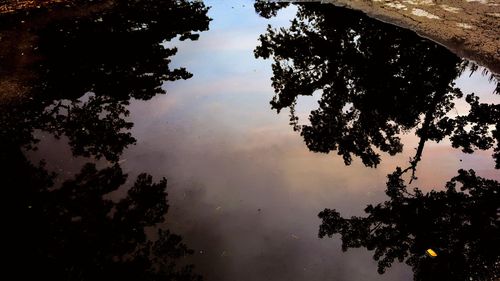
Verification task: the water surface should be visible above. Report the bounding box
[1,1,498,280]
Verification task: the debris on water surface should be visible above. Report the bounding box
[426,248,438,257]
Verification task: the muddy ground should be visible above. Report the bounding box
[0,0,68,14]
[0,0,113,103]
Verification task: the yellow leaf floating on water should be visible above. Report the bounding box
[426,248,437,257]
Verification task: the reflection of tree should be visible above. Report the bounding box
[437,94,500,168]
[253,0,289,19]
[318,169,500,281]
[254,3,499,170]
[32,0,209,101]
[5,147,200,280]
[0,0,210,161]
[48,96,135,162]
[1,1,210,279]
[255,3,500,279]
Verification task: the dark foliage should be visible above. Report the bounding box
[4,147,200,281]
[0,0,210,162]
[318,169,500,281]
[1,1,210,279]
[254,3,499,169]
[254,0,290,19]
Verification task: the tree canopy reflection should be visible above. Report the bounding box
[1,0,210,279]
[7,148,201,281]
[318,169,500,281]
[32,0,208,101]
[255,2,500,280]
[1,0,210,162]
[254,2,499,170]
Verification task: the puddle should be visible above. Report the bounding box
[1,1,499,281]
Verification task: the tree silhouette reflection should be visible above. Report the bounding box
[1,0,210,279]
[255,3,500,280]
[32,0,208,101]
[254,2,499,170]
[319,169,500,281]
[5,147,201,280]
[1,0,210,162]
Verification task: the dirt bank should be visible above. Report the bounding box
[325,0,500,75]
[0,0,113,103]
[0,0,67,14]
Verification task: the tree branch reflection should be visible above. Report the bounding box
[254,2,499,171]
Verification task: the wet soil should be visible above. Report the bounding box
[0,0,68,14]
[0,0,113,103]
